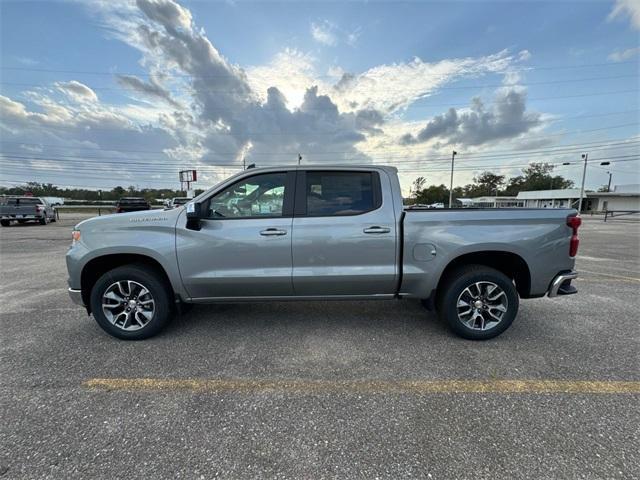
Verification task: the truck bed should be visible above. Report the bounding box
[399,207,576,299]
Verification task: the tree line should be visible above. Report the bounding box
[0,162,574,205]
[0,183,206,203]
[409,162,575,206]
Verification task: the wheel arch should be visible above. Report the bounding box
[436,250,532,301]
[80,253,176,312]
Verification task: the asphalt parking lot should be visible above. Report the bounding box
[1,213,639,479]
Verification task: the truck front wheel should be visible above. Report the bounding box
[89,265,173,340]
[437,265,519,340]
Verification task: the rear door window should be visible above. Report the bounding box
[300,171,381,216]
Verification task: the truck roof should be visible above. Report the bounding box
[240,164,398,173]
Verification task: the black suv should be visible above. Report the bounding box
[115,197,151,213]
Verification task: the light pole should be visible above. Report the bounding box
[598,161,612,192]
[448,150,457,208]
[577,153,588,213]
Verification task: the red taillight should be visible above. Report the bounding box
[567,215,581,257]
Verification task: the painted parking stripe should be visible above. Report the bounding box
[578,270,640,282]
[84,378,640,394]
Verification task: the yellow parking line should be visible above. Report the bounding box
[578,277,640,284]
[84,378,640,394]
[578,270,640,282]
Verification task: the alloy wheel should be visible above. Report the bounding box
[101,280,155,331]
[456,281,508,331]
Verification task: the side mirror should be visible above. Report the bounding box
[186,201,203,231]
[186,201,202,219]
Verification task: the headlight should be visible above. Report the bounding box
[71,230,81,246]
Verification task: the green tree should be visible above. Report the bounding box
[415,184,449,205]
[504,162,573,195]
[464,172,506,197]
[410,176,427,201]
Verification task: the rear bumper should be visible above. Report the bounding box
[548,271,578,297]
[68,288,85,306]
[1,215,38,220]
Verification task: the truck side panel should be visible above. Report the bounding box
[400,209,576,298]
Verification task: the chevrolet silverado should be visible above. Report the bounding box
[66,166,580,340]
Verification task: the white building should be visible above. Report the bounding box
[464,185,639,211]
[515,189,582,208]
[465,196,523,208]
[584,184,640,212]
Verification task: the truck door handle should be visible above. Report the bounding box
[260,228,287,236]
[363,226,391,234]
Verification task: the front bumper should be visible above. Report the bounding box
[548,271,578,297]
[68,288,85,306]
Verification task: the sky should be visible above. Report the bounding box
[0,0,639,194]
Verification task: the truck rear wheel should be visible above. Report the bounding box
[89,265,173,340]
[1,220,10,227]
[437,265,519,340]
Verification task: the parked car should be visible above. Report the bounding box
[167,197,192,209]
[115,197,151,213]
[0,196,56,226]
[67,166,580,340]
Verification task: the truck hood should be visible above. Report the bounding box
[75,207,183,231]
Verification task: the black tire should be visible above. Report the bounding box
[89,264,173,340]
[437,264,519,340]
[39,216,47,225]
[0,220,10,227]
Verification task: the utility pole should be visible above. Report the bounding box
[243,157,246,170]
[448,150,457,208]
[607,171,612,192]
[578,153,588,213]
[298,153,302,165]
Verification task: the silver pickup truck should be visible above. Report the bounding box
[1,196,56,226]
[66,165,580,340]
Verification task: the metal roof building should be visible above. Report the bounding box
[515,189,582,209]
[584,185,640,212]
[464,185,639,212]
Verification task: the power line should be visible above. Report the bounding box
[2,138,638,171]
[3,154,637,179]
[1,59,637,78]
[2,140,638,172]
[2,73,638,94]
[1,138,638,179]
[2,109,637,149]
[0,82,637,110]
[0,108,635,141]
[1,124,637,163]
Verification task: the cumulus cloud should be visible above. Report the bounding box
[1,0,549,189]
[116,74,181,107]
[399,89,541,147]
[328,50,527,114]
[55,80,98,103]
[136,0,192,30]
[310,20,360,47]
[311,21,338,46]
[608,0,640,29]
[608,46,640,62]
[247,49,318,108]
[92,0,388,166]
